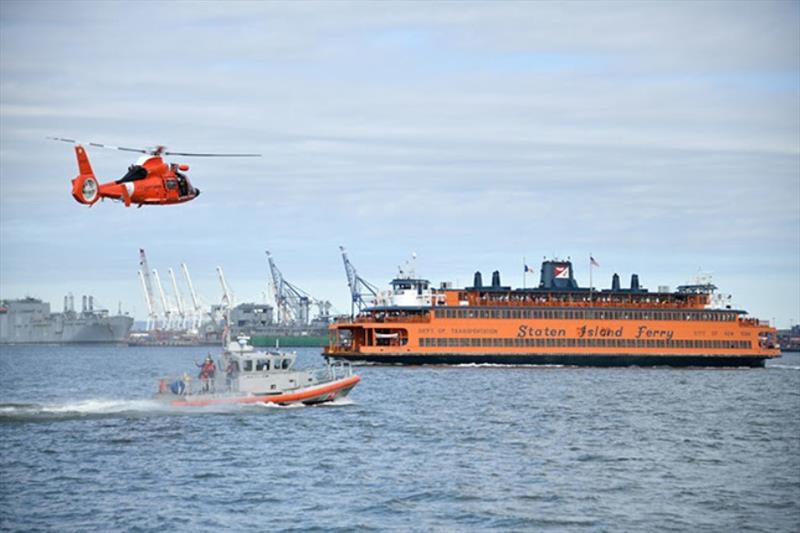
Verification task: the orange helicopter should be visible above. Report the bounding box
[48,137,260,207]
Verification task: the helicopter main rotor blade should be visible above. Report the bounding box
[46,136,78,144]
[163,152,262,157]
[48,137,148,153]
[48,137,260,157]
[88,142,148,153]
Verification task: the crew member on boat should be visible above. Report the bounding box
[197,354,217,393]
[225,357,239,392]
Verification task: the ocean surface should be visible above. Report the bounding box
[1,345,798,532]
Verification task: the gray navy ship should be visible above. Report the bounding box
[0,295,133,344]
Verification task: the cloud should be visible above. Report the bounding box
[1,0,798,326]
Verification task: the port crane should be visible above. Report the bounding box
[151,268,173,329]
[168,268,187,330]
[138,249,160,330]
[340,246,378,318]
[266,251,331,326]
[216,266,234,346]
[181,262,203,330]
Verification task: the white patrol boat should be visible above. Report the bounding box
[156,338,359,407]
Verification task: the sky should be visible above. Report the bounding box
[0,0,798,327]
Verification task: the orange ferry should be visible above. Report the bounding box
[325,259,780,367]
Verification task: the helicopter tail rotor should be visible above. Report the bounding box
[71,145,100,205]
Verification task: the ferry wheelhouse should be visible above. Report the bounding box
[324,260,780,367]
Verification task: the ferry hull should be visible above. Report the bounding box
[327,352,767,368]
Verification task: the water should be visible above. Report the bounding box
[1,345,798,532]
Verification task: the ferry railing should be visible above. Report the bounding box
[471,296,706,310]
[353,314,430,324]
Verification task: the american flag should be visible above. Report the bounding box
[590,256,599,267]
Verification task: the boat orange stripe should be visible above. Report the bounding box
[171,375,360,407]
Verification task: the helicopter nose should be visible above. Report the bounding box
[194,188,200,197]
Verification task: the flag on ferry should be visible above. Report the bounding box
[524,264,535,273]
[590,256,600,267]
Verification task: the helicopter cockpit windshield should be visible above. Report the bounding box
[115,165,147,184]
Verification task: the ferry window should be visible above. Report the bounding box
[534,311,542,319]
[256,359,270,371]
[282,359,290,369]
[578,339,587,347]
[656,340,665,348]
[243,360,253,372]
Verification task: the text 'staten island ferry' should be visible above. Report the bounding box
[325,259,780,367]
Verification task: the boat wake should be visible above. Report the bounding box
[768,364,800,371]
[254,396,356,410]
[0,394,358,422]
[0,399,172,423]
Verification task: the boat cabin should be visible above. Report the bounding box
[224,339,314,395]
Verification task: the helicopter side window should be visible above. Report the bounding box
[115,165,147,184]
[165,179,178,190]
[175,172,189,196]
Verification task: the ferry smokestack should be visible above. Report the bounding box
[473,271,483,289]
[81,295,87,313]
[612,273,620,291]
[64,295,69,313]
[88,296,94,312]
[631,274,640,291]
[491,271,501,288]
